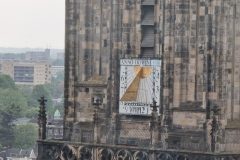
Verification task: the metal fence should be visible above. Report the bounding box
[37,140,240,160]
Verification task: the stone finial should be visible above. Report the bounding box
[92,96,102,106]
[92,96,102,125]
[92,96,102,143]
[151,98,158,112]
[150,99,157,130]
[150,98,159,147]
[93,107,98,125]
[210,105,222,153]
[38,96,47,140]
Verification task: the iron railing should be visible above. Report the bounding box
[37,140,240,160]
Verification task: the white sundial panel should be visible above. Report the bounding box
[152,65,161,106]
[119,59,161,116]
[119,66,136,99]
[136,77,152,103]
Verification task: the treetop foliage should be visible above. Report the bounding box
[0,74,16,89]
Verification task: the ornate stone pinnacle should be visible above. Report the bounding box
[210,105,221,153]
[38,96,47,106]
[212,105,220,116]
[151,98,158,112]
[96,98,101,106]
[93,108,98,124]
[38,96,47,140]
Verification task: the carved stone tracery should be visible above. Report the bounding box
[116,149,133,160]
[79,147,92,160]
[156,153,173,160]
[133,151,149,160]
[175,155,189,160]
[61,145,77,160]
[98,148,114,160]
[46,145,62,160]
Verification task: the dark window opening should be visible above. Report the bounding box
[103,39,107,47]
[85,88,89,93]
[14,66,34,83]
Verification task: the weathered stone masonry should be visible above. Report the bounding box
[38,0,240,159]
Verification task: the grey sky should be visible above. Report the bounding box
[0,0,65,49]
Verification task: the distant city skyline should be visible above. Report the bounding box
[0,0,64,49]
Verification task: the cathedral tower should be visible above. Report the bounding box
[37,1,240,159]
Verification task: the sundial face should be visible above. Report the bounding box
[119,59,161,115]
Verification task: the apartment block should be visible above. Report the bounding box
[0,60,51,85]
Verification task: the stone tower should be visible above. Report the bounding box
[37,0,240,159]
[64,0,240,149]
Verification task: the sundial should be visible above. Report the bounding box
[120,66,152,101]
[119,59,161,115]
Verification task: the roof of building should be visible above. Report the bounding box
[29,149,36,159]
[54,109,61,120]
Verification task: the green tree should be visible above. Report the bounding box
[30,85,53,114]
[0,75,28,117]
[54,101,64,116]
[17,85,33,99]
[24,107,39,118]
[17,85,39,118]
[47,71,64,98]
[0,104,20,148]
[0,75,38,148]
[0,74,16,89]
[0,75,24,148]
[0,89,28,117]
[13,124,37,149]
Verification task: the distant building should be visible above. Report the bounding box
[46,109,63,140]
[24,49,50,61]
[51,66,64,78]
[56,52,64,60]
[0,60,51,85]
[52,98,63,106]
[0,49,50,62]
[0,53,25,61]
[0,149,36,160]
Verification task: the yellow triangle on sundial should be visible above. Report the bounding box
[120,66,152,101]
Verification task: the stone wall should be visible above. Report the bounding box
[63,0,240,152]
[37,140,240,160]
